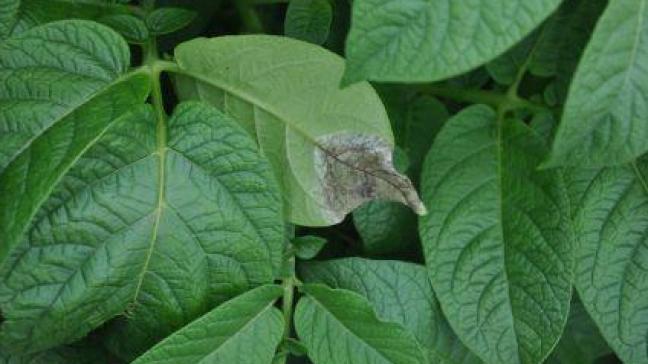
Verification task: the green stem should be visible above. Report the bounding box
[277,274,296,364]
[417,84,546,114]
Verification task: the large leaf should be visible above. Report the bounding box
[294,284,427,364]
[342,0,562,84]
[546,0,648,167]
[0,20,150,266]
[299,258,481,364]
[132,285,284,364]
[0,337,119,364]
[173,35,425,226]
[565,156,648,363]
[418,105,573,364]
[0,101,284,355]
[547,297,612,364]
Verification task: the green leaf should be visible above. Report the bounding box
[173,35,425,226]
[486,32,538,86]
[9,0,130,36]
[0,337,120,364]
[298,258,481,364]
[98,13,149,43]
[294,284,427,364]
[284,0,332,45]
[292,236,327,260]
[0,101,284,355]
[547,297,611,364]
[564,157,648,363]
[546,0,648,167]
[418,105,573,364]
[342,0,562,84]
[0,0,19,39]
[132,285,284,364]
[0,19,150,269]
[145,7,197,36]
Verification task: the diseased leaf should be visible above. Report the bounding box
[294,284,427,364]
[564,156,648,363]
[292,235,327,260]
[0,19,150,269]
[352,148,418,255]
[0,0,19,39]
[342,0,562,84]
[547,296,612,364]
[132,285,284,364]
[418,105,573,364]
[174,35,424,226]
[546,0,648,167]
[0,102,284,356]
[284,0,332,45]
[299,258,481,364]
[145,7,197,36]
[98,13,149,43]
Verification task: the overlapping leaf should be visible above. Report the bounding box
[419,105,573,364]
[173,35,425,226]
[343,0,562,84]
[299,258,481,364]
[294,284,427,364]
[133,285,284,364]
[547,0,648,167]
[565,156,648,363]
[0,102,284,356]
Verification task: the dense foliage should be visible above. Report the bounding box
[0,0,646,363]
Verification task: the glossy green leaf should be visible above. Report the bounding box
[546,0,648,167]
[0,101,284,355]
[299,258,481,364]
[294,284,427,364]
[564,156,648,363]
[284,0,332,45]
[98,13,149,43]
[0,19,150,268]
[0,0,19,39]
[132,285,284,364]
[174,35,425,226]
[419,105,573,364]
[146,7,197,36]
[342,0,562,84]
[292,235,327,260]
[547,297,611,364]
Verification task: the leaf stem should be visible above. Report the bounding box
[417,84,547,114]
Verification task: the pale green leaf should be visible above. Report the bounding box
[284,0,332,45]
[564,156,648,363]
[342,0,562,84]
[132,285,284,364]
[146,7,197,36]
[299,258,481,364]
[0,102,284,356]
[294,284,427,364]
[546,0,648,167]
[173,35,425,226]
[418,105,573,364]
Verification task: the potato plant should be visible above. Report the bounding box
[0,0,646,363]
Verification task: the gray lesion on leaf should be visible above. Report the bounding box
[314,133,427,222]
